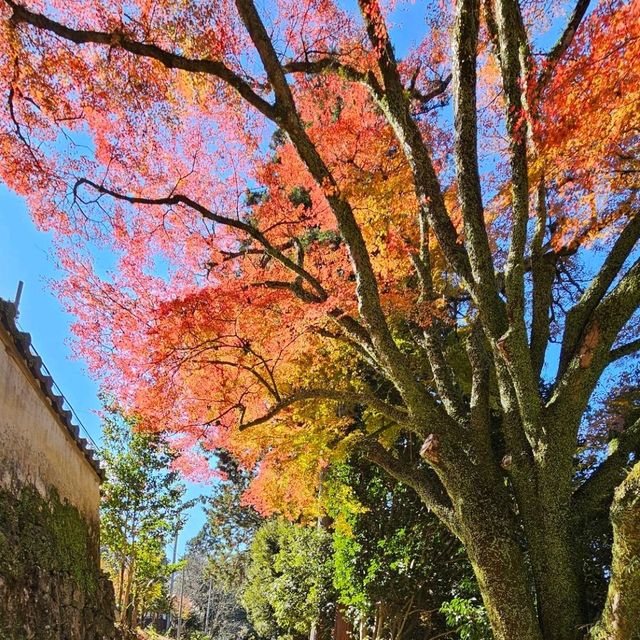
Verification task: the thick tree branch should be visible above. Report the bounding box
[609,337,640,363]
[537,0,592,93]
[452,0,505,341]
[356,0,537,489]
[284,58,377,88]
[560,211,640,376]
[529,179,556,380]
[234,0,444,420]
[573,416,640,520]
[5,0,278,121]
[409,322,467,425]
[493,0,530,280]
[250,279,324,303]
[221,240,295,261]
[450,0,536,456]
[491,1,544,450]
[73,178,328,301]
[328,308,374,350]
[411,74,453,107]
[238,388,409,430]
[530,259,556,381]
[315,326,379,371]
[549,258,640,436]
[466,321,493,451]
[284,56,451,108]
[355,0,475,293]
[364,440,460,536]
[407,215,466,424]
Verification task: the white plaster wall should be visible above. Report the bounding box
[0,327,101,524]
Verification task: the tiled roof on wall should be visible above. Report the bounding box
[0,298,104,481]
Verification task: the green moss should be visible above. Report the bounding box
[0,485,115,639]
[0,485,98,593]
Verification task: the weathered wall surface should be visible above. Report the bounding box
[0,323,101,523]
[0,302,115,639]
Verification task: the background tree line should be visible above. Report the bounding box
[100,413,497,640]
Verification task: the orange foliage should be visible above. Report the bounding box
[0,0,637,516]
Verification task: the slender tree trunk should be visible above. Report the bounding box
[177,565,186,640]
[204,576,212,635]
[395,596,415,640]
[392,595,413,640]
[130,589,139,630]
[117,559,126,623]
[375,604,384,640]
[122,555,136,630]
[167,525,180,631]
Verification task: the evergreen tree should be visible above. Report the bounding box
[99,405,189,630]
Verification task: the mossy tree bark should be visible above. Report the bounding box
[590,462,640,639]
[451,476,543,640]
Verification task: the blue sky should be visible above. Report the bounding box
[0,183,208,555]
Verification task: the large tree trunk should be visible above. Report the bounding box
[590,462,640,639]
[447,468,543,640]
[460,518,542,639]
[522,457,584,640]
[526,509,583,640]
[460,462,587,640]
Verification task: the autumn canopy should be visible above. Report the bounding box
[0,0,639,638]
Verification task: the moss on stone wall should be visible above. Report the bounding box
[0,485,97,590]
[0,485,115,640]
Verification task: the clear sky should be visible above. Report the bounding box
[0,183,208,556]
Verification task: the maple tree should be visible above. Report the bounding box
[0,0,639,638]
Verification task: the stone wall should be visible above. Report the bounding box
[0,301,115,639]
[0,485,115,640]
